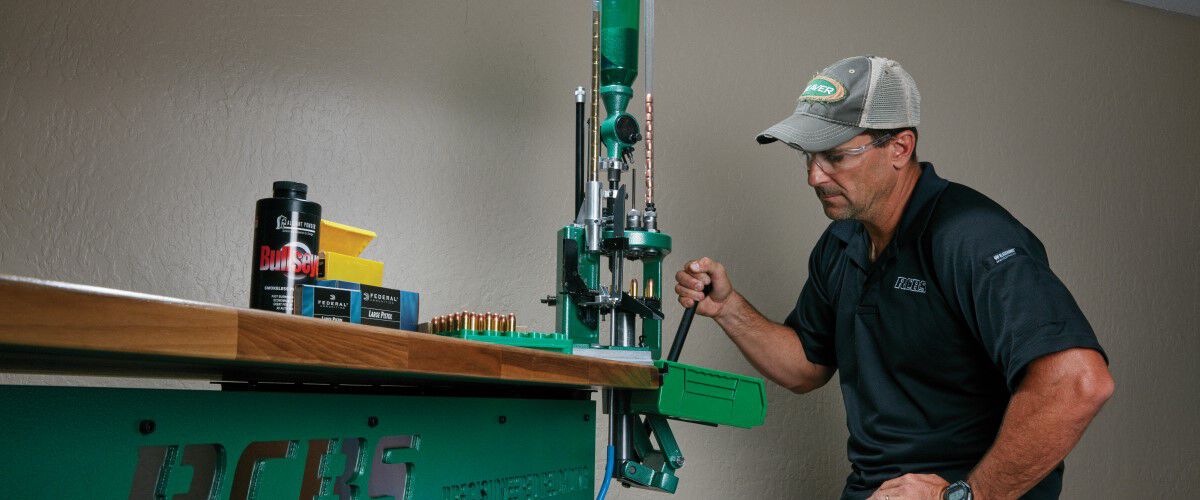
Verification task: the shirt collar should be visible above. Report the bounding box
[894,162,949,247]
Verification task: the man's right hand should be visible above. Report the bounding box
[675,257,735,319]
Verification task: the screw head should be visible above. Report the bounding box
[138,419,156,435]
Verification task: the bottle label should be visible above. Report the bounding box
[274,215,318,235]
[258,243,319,276]
[250,209,320,313]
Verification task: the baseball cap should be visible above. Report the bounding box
[757,56,920,152]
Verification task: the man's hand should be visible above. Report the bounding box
[868,474,949,500]
[674,257,735,318]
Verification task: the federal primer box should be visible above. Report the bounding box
[316,280,419,331]
[293,285,362,323]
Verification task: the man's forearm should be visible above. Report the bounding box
[968,349,1113,499]
[713,292,833,393]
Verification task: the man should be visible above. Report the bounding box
[674,56,1113,500]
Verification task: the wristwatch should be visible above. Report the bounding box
[942,480,973,500]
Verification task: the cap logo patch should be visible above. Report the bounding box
[798,75,846,103]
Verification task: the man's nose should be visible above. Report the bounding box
[807,164,831,187]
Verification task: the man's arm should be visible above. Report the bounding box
[869,348,1114,500]
[675,257,835,394]
[966,348,1113,499]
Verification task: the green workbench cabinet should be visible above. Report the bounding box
[0,385,596,499]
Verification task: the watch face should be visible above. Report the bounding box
[944,482,971,500]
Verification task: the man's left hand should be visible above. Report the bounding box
[867,473,950,500]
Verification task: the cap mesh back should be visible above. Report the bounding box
[861,57,920,129]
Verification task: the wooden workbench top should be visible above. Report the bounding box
[0,276,659,390]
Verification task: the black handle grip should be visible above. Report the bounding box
[666,284,712,362]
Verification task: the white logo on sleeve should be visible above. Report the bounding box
[894,276,927,294]
[993,248,1017,264]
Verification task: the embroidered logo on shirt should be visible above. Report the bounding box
[894,276,927,294]
[993,248,1017,264]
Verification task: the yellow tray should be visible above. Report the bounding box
[320,220,376,257]
[320,251,384,286]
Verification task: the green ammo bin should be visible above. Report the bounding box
[433,329,574,354]
[631,360,767,428]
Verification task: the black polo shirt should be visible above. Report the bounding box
[784,163,1106,500]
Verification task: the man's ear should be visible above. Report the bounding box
[890,130,917,169]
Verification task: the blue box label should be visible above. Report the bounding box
[294,285,362,323]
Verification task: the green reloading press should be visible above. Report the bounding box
[546,0,767,493]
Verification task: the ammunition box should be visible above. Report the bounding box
[293,285,362,323]
[316,280,419,331]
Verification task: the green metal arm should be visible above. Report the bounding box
[618,415,683,493]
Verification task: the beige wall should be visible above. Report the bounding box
[1,1,1197,498]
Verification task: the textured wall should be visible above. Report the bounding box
[1,0,1198,498]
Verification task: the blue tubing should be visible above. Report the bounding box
[597,444,614,499]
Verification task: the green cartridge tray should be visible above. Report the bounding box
[432,329,573,354]
[630,360,768,428]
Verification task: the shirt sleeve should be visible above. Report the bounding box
[784,232,839,367]
[935,213,1107,391]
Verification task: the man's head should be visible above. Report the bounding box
[757,56,921,221]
